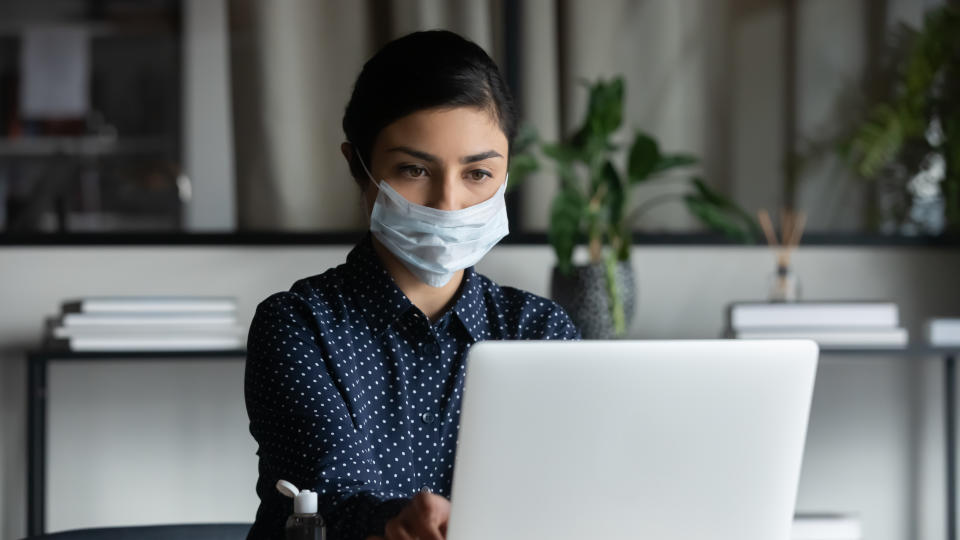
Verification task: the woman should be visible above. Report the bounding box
[245,30,580,540]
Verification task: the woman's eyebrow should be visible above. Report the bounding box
[386,147,504,164]
[460,150,503,164]
[386,146,439,162]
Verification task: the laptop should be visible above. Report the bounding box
[446,339,819,540]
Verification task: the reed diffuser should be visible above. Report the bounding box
[757,208,806,302]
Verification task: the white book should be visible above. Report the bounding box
[734,327,908,348]
[792,514,861,540]
[53,325,245,339]
[729,302,898,329]
[59,335,244,352]
[927,318,960,346]
[61,312,237,327]
[62,296,237,314]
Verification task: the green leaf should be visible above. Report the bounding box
[689,177,762,240]
[684,195,752,242]
[690,177,729,208]
[506,124,541,192]
[584,77,625,140]
[542,142,579,164]
[513,123,539,153]
[627,132,661,183]
[548,186,586,274]
[849,104,905,178]
[569,125,591,154]
[613,221,631,261]
[652,153,698,174]
[554,161,580,192]
[601,160,625,225]
[506,153,539,193]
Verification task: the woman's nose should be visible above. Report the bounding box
[430,175,461,211]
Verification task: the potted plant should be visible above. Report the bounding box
[510,77,758,338]
[843,5,960,235]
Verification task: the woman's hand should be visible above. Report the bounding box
[366,491,451,540]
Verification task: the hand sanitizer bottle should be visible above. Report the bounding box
[276,480,326,540]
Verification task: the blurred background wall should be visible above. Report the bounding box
[1,0,959,539]
[0,0,950,236]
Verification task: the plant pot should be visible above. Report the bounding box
[550,262,636,339]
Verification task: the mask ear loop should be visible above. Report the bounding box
[351,145,381,191]
[350,144,379,221]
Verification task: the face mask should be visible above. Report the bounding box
[356,153,510,287]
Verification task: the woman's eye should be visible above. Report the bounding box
[467,170,492,182]
[399,165,428,178]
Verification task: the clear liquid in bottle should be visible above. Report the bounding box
[285,513,325,540]
[277,480,326,540]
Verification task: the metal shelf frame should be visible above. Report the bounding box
[23,345,960,538]
[25,348,246,537]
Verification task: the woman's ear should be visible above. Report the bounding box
[340,142,354,167]
[342,141,369,188]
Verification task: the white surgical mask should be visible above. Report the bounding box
[356,153,509,287]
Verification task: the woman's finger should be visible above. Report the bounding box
[415,493,449,524]
[405,518,444,540]
[384,517,418,540]
[406,494,447,540]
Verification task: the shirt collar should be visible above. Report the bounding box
[449,266,489,343]
[345,233,490,342]
[344,233,414,336]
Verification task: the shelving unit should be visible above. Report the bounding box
[25,347,246,537]
[0,0,184,233]
[23,344,960,538]
[809,346,960,540]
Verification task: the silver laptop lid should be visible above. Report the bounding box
[447,339,818,540]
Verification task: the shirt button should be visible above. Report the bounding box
[423,343,439,356]
[421,412,436,424]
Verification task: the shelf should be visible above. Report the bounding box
[27,348,246,361]
[0,136,174,157]
[24,345,960,360]
[819,345,960,356]
[0,20,179,39]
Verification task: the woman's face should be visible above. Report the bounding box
[361,106,509,212]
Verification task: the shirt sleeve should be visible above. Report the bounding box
[547,304,582,340]
[513,292,581,340]
[244,292,409,540]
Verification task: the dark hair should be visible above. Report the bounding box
[342,30,518,186]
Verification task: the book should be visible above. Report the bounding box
[50,335,244,352]
[729,302,898,330]
[792,513,861,540]
[52,325,245,339]
[60,312,237,327]
[927,318,960,346]
[62,296,237,314]
[733,327,908,348]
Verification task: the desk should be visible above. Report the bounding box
[818,346,960,540]
[24,345,960,538]
[25,348,246,537]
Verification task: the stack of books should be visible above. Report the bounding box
[45,296,244,352]
[726,301,908,348]
[792,513,861,540]
[927,318,960,346]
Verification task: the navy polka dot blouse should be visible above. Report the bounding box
[244,234,580,540]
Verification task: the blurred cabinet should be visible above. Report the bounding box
[0,0,185,233]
